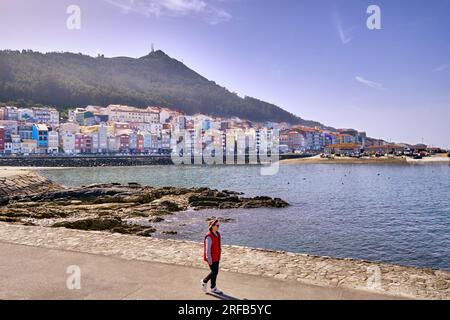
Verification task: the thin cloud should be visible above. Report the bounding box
[332,9,353,44]
[433,63,450,72]
[355,76,384,90]
[103,0,231,24]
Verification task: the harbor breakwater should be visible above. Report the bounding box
[0,154,309,167]
[0,155,173,167]
[0,171,449,300]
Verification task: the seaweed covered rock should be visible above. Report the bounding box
[1,181,289,237]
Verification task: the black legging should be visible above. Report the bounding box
[203,262,220,289]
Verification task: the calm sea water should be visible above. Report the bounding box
[38,163,450,270]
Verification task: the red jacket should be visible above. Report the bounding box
[203,231,221,263]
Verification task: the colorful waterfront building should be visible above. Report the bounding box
[117,134,130,152]
[106,105,160,124]
[20,139,38,155]
[18,124,33,140]
[287,130,307,152]
[10,134,21,154]
[18,108,34,121]
[0,120,18,140]
[337,133,356,145]
[136,133,145,153]
[33,107,59,127]
[5,106,19,121]
[60,132,75,154]
[32,124,49,151]
[47,130,59,154]
[74,133,84,154]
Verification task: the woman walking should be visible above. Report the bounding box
[201,219,223,294]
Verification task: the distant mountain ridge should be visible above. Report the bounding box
[0,49,327,127]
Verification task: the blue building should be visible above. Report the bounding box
[32,124,49,148]
[202,118,212,131]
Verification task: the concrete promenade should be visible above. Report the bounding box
[0,241,393,300]
[1,223,449,300]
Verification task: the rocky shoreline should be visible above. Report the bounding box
[1,170,449,300]
[0,171,61,203]
[0,172,288,236]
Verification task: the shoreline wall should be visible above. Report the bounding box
[0,155,173,167]
[0,154,310,167]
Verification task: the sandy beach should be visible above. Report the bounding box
[281,154,450,165]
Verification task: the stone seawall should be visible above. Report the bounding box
[0,154,308,167]
[0,155,173,167]
[0,171,61,200]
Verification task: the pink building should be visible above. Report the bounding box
[74,133,84,153]
[84,135,93,153]
[287,131,306,151]
[118,134,130,151]
[136,134,144,153]
[0,126,5,152]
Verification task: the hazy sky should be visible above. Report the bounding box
[0,0,449,147]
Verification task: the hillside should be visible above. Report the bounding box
[0,49,325,126]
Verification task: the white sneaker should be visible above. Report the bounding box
[201,280,207,293]
[211,287,223,295]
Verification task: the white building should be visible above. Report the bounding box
[69,108,88,125]
[129,132,138,151]
[18,108,35,121]
[33,107,59,127]
[21,139,37,155]
[161,130,171,150]
[159,108,171,123]
[60,132,75,154]
[142,132,152,151]
[4,141,12,153]
[5,106,19,121]
[106,105,160,124]
[174,116,187,131]
[59,122,80,134]
[107,135,118,152]
[151,133,160,151]
[89,131,99,153]
[11,134,21,154]
[47,131,59,154]
[98,124,108,152]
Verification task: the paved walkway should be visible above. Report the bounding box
[0,242,395,300]
[1,223,448,299]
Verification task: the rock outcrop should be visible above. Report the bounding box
[0,172,62,203]
[1,179,289,236]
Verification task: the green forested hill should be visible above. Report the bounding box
[0,49,324,126]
